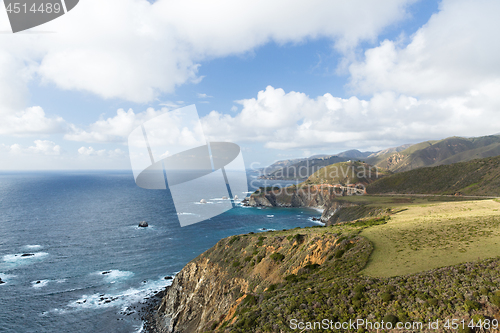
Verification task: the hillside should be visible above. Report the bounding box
[305,160,390,185]
[149,199,500,333]
[366,135,500,172]
[366,155,500,196]
[260,150,373,180]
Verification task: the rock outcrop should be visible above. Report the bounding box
[150,230,363,333]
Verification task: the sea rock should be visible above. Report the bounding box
[102,271,111,275]
[200,199,207,204]
[164,276,173,280]
[0,278,4,284]
[234,195,238,200]
[138,221,149,228]
[21,253,35,257]
[222,196,228,200]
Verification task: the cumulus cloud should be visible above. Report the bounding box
[348,0,500,98]
[0,0,416,105]
[201,85,500,150]
[0,107,68,136]
[8,140,62,155]
[78,146,125,157]
[65,108,167,143]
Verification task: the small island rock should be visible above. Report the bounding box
[21,253,35,257]
[222,196,228,200]
[164,276,173,280]
[0,278,4,284]
[234,195,238,200]
[200,199,207,204]
[138,221,149,228]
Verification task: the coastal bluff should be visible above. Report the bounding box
[147,229,368,332]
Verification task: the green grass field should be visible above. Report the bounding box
[360,199,500,277]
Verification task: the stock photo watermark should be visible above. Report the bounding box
[3,0,79,33]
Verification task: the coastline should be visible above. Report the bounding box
[140,286,169,333]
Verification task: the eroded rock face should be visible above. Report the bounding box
[152,232,352,333]
[154,258,250,333]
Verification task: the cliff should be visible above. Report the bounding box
[246,185,382,226]
[150,227,372,332]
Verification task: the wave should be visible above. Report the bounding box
[1,252,49,270]
[23,245,43,250]
[257,228,276,232]
[266,215,274,218]
[177,212,199,216]
[31,279,50,289]
[94,270,134,284]
[308,217,325,226]
[45,276,174,315]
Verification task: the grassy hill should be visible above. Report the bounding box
[366,135,500,172]
[366,155,500,196]
[305,160,390,185]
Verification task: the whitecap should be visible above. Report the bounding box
[31,279,50,288]
[95,270,134,284]
[48,276,174,315]
[176,212,199,216]
[1,252,49,270]
[258,228,276,232]
[266,215,274,218]
[23,245,42,250]
[308,217,325,226]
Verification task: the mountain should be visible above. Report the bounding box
[366,135,500,172]
[366,154,500,196]
[336,149,373,158]
[261,149,375,180]
[305,160,390,185]
[262,155,351,179]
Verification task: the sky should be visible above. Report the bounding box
[0,0,499,170]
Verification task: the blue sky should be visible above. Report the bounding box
[0,0,499,169]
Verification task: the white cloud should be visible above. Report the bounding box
[201,85,500,150]
[78,146,125,157]
[349,0,500,98]
[0,0,416,105]
[197,93,212,98]
[65,108,166,143]
[0,107,68,136]
[7,140,62,155]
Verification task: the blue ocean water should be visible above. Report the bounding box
[0,171,321,333]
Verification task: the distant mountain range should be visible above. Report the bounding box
[260,150,373,180]
[261,134,500,180]
[366,135,500,172]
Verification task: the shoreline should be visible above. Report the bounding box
[140,286,169,333]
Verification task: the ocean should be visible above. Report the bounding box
[0,171,321,333]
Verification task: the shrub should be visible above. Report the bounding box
[334,250,345,258]
[464,300,481,311]
[490,295,500,307]
[380,292,393,302]
[229,235,240,244]
[270,252,285,262]
[382,314,399,326]
[232,261,240,267]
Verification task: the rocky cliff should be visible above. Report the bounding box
[150,227,370,333]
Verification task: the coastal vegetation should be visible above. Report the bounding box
[151,197,500,332]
